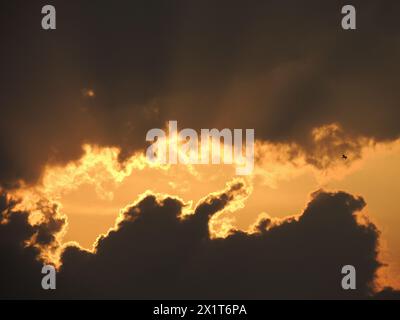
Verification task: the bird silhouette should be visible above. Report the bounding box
[342,154,348,160]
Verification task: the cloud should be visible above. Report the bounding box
[1,0,400,186]
[374,287,400,300]
[0,0,399,299]
[0,191,58,299]
[0,183,399,299]
[53,187,384,299]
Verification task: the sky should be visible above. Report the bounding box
[0,0,400,299]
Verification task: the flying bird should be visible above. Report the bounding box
[342,154,348,160]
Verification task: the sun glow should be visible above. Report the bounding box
[6,126,400,289]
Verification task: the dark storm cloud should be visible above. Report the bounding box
[34,201,65,247]
[374,287,400,300]
[0,191,59,299]
[0,186,399,299]
[1,0,400,186]
[54,188,384,299]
